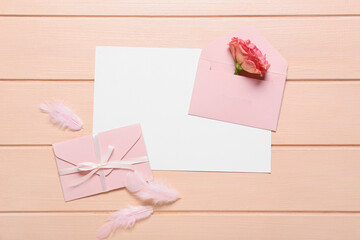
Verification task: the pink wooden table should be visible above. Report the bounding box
[0,1,360,239]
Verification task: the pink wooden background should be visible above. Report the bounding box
[0,0,360,239]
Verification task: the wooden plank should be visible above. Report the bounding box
[275,81,360,145]
[1,0,359,16]
[1,81,360,145]
[0,81,93,145]
[0,17,359,80]
[1,212,359,240]
[1,146,359,212]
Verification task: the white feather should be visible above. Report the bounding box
[97,206,153,239]
[125,171,180,205]
[40,101,83,131]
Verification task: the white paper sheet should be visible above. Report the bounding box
[93,47,271,172]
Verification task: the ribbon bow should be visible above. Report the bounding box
[58,145,149,188]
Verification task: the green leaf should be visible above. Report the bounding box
[234,62,243,75]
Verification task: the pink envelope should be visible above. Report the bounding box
[53,124,153,201]
[189,26,288,131]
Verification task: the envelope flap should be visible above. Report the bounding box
[53,135,97,167]
[97,124,143,176]
[53,124,143,176]
[200,26,288,74]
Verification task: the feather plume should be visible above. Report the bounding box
[97,205,153,239]
[40,101,83,131]
[125,171,180,205]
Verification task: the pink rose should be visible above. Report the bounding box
[229,37,270,77]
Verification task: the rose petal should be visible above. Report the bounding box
[235,46,246,64]
[229,38,238,60]
[229,44,236,60]
[238,44,249,56]
[229,38,270,76]
[241,59,262,75]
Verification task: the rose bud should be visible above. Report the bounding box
[229,37,270,77]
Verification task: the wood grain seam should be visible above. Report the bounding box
[1,211,360,215]
[1,14,360,18]
[1,79,360,83]
[2,79,360,82]
[1,144,360,147]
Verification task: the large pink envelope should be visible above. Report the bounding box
[53,124,153,201]
[189,26,288,131]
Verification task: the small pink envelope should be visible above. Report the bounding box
[52,124,153,201]
[189,26,288,131]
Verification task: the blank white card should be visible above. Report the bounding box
[93,47,271,172]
